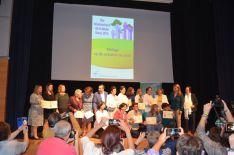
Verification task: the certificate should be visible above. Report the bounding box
[146,117,157,125]
[84,111,94,119]
[163,111,174,119]
[41,100,58,109]
[138,103,145,110]
[128,99,132,106]
[74,111,84,118]
[134,115,143,123]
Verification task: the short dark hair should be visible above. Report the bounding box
[146,87,152,92]
[132,102,138,107]
[119,86,125,91]
[99,84,105,89]
[0,122,11,141]
[48,112,62,128]
[110,86,116,93]
[97,101,105,110]
[119,103,127,110]
[208,127,222,143]
[162,103,170,109]
[176,134,203,155]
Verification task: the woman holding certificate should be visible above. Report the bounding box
[68,89,83,127]
[169,84,184,128]
[154,88,169,109]
[144,104,162,132]
[55,84,69,114]
[113,103,128,123]
[82,86,94,136]
[28,85,44,139]
[106,86,118,119]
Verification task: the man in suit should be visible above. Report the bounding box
[184,86,198,133]
[93,84,108,113]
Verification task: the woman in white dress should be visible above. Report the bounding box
[106,86,119,119]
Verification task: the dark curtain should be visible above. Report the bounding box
[213,0,234,102]
[171,0,219,127]
[6,0,34,130]
[6,0,234,129]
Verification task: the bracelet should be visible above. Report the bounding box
[202,114,208,117]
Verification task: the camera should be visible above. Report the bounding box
[212,95,224,109]
[17,117,27,128]
[225,122,234,133]
[109,119,120,126]
[69,130,76,139]
[166,128,181,137]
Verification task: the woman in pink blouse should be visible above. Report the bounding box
[113,103,128,123]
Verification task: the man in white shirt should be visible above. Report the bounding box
[143,87,154,112]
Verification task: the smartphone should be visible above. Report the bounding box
[17,117,27,128]
[166,128,181,137]
[226,122,234,133]
[69,130,76,139]
[109,119,120,126]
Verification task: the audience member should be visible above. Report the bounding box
[81,118,134,155]
[43,112,61,138]
[0,122,29,155]
[37,120,79,155]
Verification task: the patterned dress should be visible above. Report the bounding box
[82,93,94,122]
[28,93,44,127]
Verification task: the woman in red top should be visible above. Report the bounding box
[68,89,83,127]
[113,103,128,123]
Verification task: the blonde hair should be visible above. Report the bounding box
[74,89,82,96]
[34,85,42,94]
[58,84,65,93]
[173,84,182,96]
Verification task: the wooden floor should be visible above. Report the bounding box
[20,137,149,155]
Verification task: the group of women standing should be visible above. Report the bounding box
[27,83,198,139]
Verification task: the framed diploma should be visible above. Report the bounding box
[146,117,157,125]
[41,100,58,109]
[138,103,145,110]
[162,111,174,119]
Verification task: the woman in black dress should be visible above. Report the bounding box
[42,83,56,135]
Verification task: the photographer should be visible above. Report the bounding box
[81,118,134,155]
[37,120,79,155]
[0,122,29,155]
[196,102,227,155]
